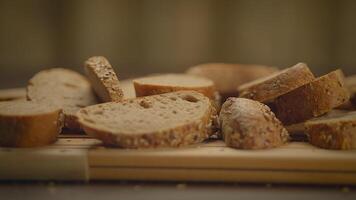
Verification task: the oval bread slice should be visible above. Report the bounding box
[0,101,64,147]
[305,111,356,150]
[27,68,98,130]
[84,56,124,102]
[275,69,350,125]
[186,63,278,100]
[77,91,216,148]
[237,63,315,102]
[219,98,289,149]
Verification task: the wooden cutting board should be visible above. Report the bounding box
[0,135,355,184]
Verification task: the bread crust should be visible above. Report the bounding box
[237,63,315,102]
[0,102,64,147]
[275,70,350,125]
[219,98,289,149]
[77,91,216,148]
[84,56,124,102]
[305,111,356,150]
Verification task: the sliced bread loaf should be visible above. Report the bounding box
[76,91,216,148]
[0,101,63,147]
[237,63,315,102]
[219,98,289,149]
[133,73,216,99]
[27,68,98,129]
[186,63,278,101]
[275,69,350,125]
[84,56,124,102]
[0,88,26,101]
[305,111,356,150]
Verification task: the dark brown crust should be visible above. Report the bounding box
[275,70,350,125]
[219,98,289,149]
[237,63,315,102]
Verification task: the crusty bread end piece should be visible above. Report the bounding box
[84,56,124,102]
[275,69,350,125]
[0,101,64,147]
[237,63,315,103]
[77,91,216,148]
[219,98,289,149]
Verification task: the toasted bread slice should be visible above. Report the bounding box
[77,91,215,148]
[27,68,98,129]
[0,101,63,147]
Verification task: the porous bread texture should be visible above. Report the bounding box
[0,101,64,147]
[77,91,216,148]
[237,63,315,103]
[84,56,124,102]
[186,63,278,101]
[275,69,350,125]
[219,97,289,149]
[27,68,98,130]
[305,111,356,150]
[133,73,216,99]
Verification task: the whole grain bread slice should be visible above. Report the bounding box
[219,97,289,149]
[275,69,350,125]
[186,63,278,101]
[84,56,124,102]
[305,111,356,150]
[0,101,64,147]
[77,91,216,148]
[237,63,315,102]
[27,68,98,130]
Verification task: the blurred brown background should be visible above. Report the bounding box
[0,0,356,88]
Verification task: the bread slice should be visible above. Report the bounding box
[120,78,136,99]
[27,68,98,129]
[186,63,278,101]
[237,63,315,103]
[0,88,26,101]
[0,101,64,147]
[219,98,289,149]
[84,56,124,102]
[133,73,216,99]
[305,111,356,150]
[77,91,215,148]
[275,69,350,125]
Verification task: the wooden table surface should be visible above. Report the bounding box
[0,181,355,200]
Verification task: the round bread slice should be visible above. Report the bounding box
[0,101,64,147]
[133,73,216,99]
[275,69,350,125]
[237,63,315,102]
[77,91,216,148]
[219,98,289,149]
[186,63,278,101]
[305,111,356,150]
[27,68,98,130]
[84,56,124,102]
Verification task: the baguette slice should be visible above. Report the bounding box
[237,63,315,102]
[133,73,216,99]
[77,91,216,148]
[0,88,26,101]
[27,68,98,129]
[0,101,64,147]
[219,98,289,149]
[275,69,350,125]
[305,111,356,150]
[84,56,124,102]
[186,63,278,101]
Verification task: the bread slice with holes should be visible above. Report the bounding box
[237,63,315,103]
[84,56,124,102]
[27,68,98,130]
[219,98,289,149]
[275,69,350,125]
[186,63,278,101]
[77,91,216,148]
[0,101,64,147]
[305,111,356,150]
